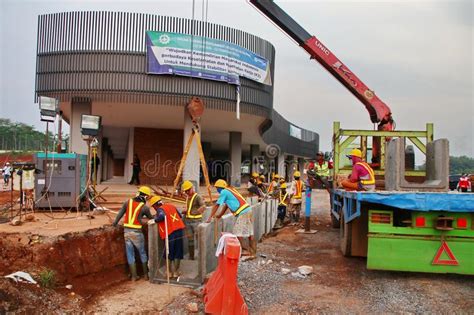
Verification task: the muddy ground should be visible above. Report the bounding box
[1,190,473,314]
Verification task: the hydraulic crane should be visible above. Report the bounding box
[249,0,395,162]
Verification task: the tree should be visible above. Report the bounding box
[450,156,474,175]
[0,119,59,152]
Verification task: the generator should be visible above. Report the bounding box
[34,153,87,209]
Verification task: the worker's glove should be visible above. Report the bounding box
[147,219,156,225]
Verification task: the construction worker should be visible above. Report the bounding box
[257,174,266,193]
[267,174,280,197]
[1,162,12,187]
[128,154,141,185]
[457,174,472,192]
[289,171,305,223]
[148,196,185,278]
[308,151,334,209]
[340,149,375,191]
[112,186,153,281]
[247,172,264,199]
[181,180,205,260]
[275,182,289,228]
[207,179,256,259]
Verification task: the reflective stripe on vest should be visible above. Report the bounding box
[356,162,375,185]
[124,199,144,229]
[267,182,274,193]
[226,187,250,217]
[157,204,185,239]
[294,180,303,199]
[279,191,288,206]
[315,161,330,177]
[186,193,202,219]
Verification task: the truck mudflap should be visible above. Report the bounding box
[367,210,474,275]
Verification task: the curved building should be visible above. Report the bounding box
[35,11,318,186]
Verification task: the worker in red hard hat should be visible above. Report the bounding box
[340,149,375,191]
[112,186,154,281]
[457,174,472,192]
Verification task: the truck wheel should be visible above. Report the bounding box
[330,212,340,228]
[340,214,352,257]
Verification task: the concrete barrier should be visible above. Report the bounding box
[149,198,279,286]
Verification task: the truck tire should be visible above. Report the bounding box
[340,214,352,257]
[330,212,340,228]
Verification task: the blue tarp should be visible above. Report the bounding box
[334,190,474,212]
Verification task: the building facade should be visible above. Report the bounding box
[35,11,319,186]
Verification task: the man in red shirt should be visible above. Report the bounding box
[340,149,375,191]
[457,174,472,192]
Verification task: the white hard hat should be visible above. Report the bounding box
[5,162,10,165]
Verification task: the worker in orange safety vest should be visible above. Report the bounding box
[147,195,185,278]
[340,149,375,191]
[112,186,154,281]
[289,171,305,224]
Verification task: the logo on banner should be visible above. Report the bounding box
[432,241,459,266]
[159,34,170,44]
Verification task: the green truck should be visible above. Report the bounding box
[330,122,474,275]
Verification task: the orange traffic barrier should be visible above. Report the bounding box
[204,236,248,315]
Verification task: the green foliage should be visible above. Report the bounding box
[38,269,56,289]
[450,156,474,175]
[0,118,64,152]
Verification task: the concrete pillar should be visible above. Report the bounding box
[277,152,285,179]
[69,100,91,154]
[298,157,305,175]
[229,132,242,187]
[183,111,200,186]
[250,144,260,174]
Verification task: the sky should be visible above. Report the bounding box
[0,0,473,157]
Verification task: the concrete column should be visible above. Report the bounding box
[298,157,305,175]
[69,101,91,154]
[183,111,200,187]
[250,144,260,174]
[277,152,285,179]
[229,132,242,187]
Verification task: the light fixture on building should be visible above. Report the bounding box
[80,115,102,136]
[38,96,59,122]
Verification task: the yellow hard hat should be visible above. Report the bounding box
[214,179,227,189]
[181,180,193,191]
[273,174,280,179]
[259,175,265,180]
[251,172,258,178]
[149,195,162,206]
[294,171,301,177]
[137,186,152,196]
[349,148,362,158]
[280,183,287,189]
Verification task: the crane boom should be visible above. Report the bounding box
[249,0,394,131]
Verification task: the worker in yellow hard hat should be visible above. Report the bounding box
[247,172,264,199]
[257,174,267,193]
[267,174,280,197]
[275,182,289,228]
[289,170,305,224]
[147,195,185,278]
[207,179,257,259]
[180,180,205,260]
[112,186,154,281]
[340,148,375,191]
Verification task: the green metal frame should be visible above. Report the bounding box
[367,210,474,275]
[332,121,434,177]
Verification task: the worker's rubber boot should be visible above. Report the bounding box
[167,260,174,279]
[142,262,149,281]
[249,239,257,259]
[129,264,139,281]
[174,260,181,278]
[188,245,195,260]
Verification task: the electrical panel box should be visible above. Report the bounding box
[34,153,87,209]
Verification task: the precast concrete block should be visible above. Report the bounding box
[251,203,261,240]
[259,202,267,240]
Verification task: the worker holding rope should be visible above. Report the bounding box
[181,180,206,260]
[148,195,185,278]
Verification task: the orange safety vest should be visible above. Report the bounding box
[123,199,145,229]
[225,187,250,217]
[356,162,375,185]
[293,180,303,199]
[186,193,203,220]
[157,204,185,239]
[267,181,275,193]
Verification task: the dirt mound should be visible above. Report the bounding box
[0,278,83,314]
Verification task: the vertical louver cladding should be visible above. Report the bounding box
[35,11,275,115]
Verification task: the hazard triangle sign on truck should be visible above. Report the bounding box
[432,241,459,266]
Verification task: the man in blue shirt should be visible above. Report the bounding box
[207,179,256,259]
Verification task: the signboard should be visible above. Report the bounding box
[146,31,272,86]
[289,124,302,140]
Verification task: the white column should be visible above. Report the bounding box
[250,144,260,174]
[69,101,91,154]
[277,152,286,179]
[229,131,242,187]
[183,111,200,187]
